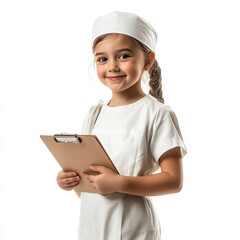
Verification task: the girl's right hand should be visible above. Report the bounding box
[56,170,81,191]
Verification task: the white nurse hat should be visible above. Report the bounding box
[91,11,157,52]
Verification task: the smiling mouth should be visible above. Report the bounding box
[107,75,126,81]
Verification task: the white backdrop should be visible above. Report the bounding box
[1,0,240,239]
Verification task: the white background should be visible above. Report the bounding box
[0,0,240,239]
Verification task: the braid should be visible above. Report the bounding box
[148,59,164,104]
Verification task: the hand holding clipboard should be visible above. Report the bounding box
[40,133,119,193]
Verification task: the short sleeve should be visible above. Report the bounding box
[149,107,187,162]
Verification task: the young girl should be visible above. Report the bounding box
[57,11,187,240]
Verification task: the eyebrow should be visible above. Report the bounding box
[94,48,134,57]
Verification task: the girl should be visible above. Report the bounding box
[57,11,187,240]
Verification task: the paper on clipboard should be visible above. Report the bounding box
[40,133,119,193]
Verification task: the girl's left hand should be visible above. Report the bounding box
[82,165,121,195]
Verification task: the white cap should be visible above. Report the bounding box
[91,11,157,52]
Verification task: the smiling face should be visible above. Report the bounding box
[93,34,148,94]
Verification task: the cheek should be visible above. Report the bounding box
[96,65,105,78]
[96,66,107,85]
[123,62,140,78]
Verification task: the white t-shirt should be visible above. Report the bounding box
[78,94,187,240]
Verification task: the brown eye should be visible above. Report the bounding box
[119,54,130,60]
[97,57,107,62]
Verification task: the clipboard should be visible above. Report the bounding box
[40,133,119,193]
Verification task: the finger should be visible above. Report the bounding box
[90,165,107,173]
[63,181,80,188]
[62,176,80,184]
[60,171,79,179]
[62,183,80,191]
[82,173,96,183]
[61,179,80,188]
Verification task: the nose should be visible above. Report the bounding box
[108,59,120,72]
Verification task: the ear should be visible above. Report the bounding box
[144,52,155,71]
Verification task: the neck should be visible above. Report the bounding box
[108,83,146,107]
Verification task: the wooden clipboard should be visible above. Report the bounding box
[40,133,119,193]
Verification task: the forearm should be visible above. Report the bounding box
[117,172,182,197]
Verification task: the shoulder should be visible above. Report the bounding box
[86,99,104,114]
[145,94,175,120]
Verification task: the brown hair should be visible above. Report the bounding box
[92,33,164,104]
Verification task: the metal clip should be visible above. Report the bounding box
[54,133,82,143]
